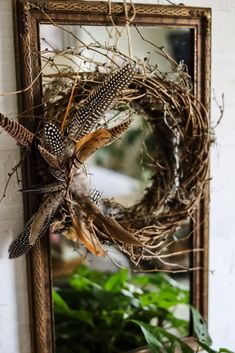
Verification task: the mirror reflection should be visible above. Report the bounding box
[40,24,193,352]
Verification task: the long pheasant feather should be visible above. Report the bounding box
[0,113,34,147]
[21,182,64,194]
[73,194,141,246]
[70,210,105,256]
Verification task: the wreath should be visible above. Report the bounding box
[39,59,210,270]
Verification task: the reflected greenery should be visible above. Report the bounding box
[53,266,189,353]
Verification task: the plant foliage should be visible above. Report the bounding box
[53,266,234,353]
[53,265,189,353]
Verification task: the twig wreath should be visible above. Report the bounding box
[0,4,211,271]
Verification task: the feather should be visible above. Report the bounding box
[69,129,110,196]
[42,123,65,180]
[73,194,141,246]
[106,118,134,145]
[71,216,105,256]
[62,226,78,242]
[48,168,66,182]
[88,188,102,205]
[43,122,63,155]
[8,214,49,258]
[29,189,65,246]
[6,65,138,259]
[68,203,105,256]
[8,217,34,258]
[94,214,141,246]
[34,143,66,182]
[38,145,61,169]
[20,182,64,194]
[66,64,136,140]
[0,112,34,147]
[73,128,111,166]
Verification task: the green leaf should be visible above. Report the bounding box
[131,320,194,353]
[69,274,102,292]
[72,310,94,326]
[131,320,163,352]
[104,269,128,292]
[190,307,212,346]
[197,340,217,353]
[131,274,150,287]
[73,265,106,284]
[53,291,93,326]
[166,314,189,336]
[198,341,234,353]
[53,291,71,314]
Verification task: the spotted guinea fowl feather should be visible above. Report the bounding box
[43,122,63,155]
[8,215,51,259]
[87,188,102,206]
[66,64,136,140]
[42,122,66,181]
[0,113,34,147]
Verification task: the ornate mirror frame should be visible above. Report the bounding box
[13,1,211,352]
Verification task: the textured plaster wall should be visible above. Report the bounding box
[181,0,235,349]
[0,0,235,352]
[0,1,31,353]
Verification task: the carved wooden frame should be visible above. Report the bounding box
[13,1,211,352]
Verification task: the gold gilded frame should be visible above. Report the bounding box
[13,1,211,352]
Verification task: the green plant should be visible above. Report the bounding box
[53,265,189,353]
[53,266,234,353]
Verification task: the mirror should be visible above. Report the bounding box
[13,2,211,353]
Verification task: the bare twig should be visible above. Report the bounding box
[0,159,22,205]
[213,91,225,128]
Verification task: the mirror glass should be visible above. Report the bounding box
[40,24,193,352]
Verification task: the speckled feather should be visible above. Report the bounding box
[29,189,65,246]
[21,182,64,194]
[107,118,134,145]
[66,64,136,140]
[43,122,63,155]
[88,188,102,205]
[8,216,50,259]
[42,122,66,180]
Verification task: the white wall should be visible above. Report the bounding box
[0,0,235,352]
[0,1,31,352]
[178,1,235,349]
